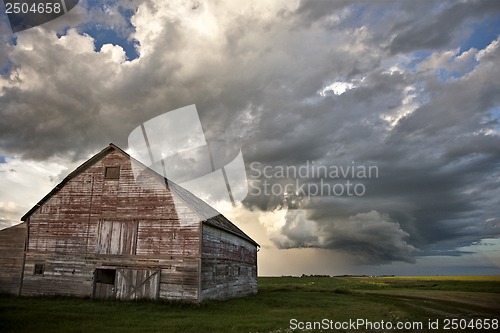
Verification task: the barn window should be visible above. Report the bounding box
[94,269,116,285]
[104,166,120,180]
[34,263,45,275]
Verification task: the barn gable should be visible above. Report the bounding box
[2,144,258,301]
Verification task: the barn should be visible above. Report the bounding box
[0,144,258,301]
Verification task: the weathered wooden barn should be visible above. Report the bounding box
[0,144,258,301]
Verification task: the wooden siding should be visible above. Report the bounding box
[21,251,199,301]
[200,225,258,300]
[159,258,199,300]
[200,259,257,300]
[115,269,160,300]
[0,222,26,295]
[202,224,257,265]
[22,252,93,297]
[136,220,200,257]
[96,219,138,255]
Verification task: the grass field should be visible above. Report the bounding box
[0,276,498,332]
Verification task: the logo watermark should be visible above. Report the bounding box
[127,105,248,222]
[249,161,378,199]
[2,1,79,33]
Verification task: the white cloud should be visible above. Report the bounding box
[100,44,127,64]
[320,81,356,96]
[476,38,499,62]
[419,47,478,77]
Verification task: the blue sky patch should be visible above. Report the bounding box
[489,106,500,132]
[407,50,432,72]
[490,105,500,117]
[460,17,500,53]
[82,26,139,60]
[77,1,140,60]
[0,59,13,76]
[0,37,16,75]
[0,155,6,164]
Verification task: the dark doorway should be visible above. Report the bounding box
[93,269,116,299]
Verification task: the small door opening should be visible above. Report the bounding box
[95,269,116,284]
[93,269,116,299]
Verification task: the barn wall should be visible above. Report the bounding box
[159,258,199,301]
[21,252,200,301]
[22,150,201,300]
[200,225,257,300]
[22,251,93,297]
[0,222,26,295]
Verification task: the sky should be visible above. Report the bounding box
[0,0,499,276]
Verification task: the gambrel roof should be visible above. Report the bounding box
[21,143,259,247]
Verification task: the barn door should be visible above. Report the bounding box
[115,269,160,300]
[96,220,138,255]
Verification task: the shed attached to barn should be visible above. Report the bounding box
[0,144,258,301]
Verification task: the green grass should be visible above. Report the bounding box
[1,276,499,332]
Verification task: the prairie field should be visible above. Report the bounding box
[0,276,498,333]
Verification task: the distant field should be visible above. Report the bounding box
[1,276,498,332]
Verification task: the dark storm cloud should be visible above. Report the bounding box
[275,210,418,264]
[0,0,499,265]
[388,0,500,54]
[295,0,354,23]
[240,27,500,263]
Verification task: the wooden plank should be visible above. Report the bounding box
[96,220,138,255]
[116,269,160,300]
[202,224,257,265]
[0,222,26,295]
[21,251,199,298]
[200,259,258,301]
[200,225,258,301]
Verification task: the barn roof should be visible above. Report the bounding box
[21,143,259,247]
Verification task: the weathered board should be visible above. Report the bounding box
[200,224,258,300]
[21,251,200,301]
[115,268,160,300]
[0,222,26,295]
[96,219,138,255]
